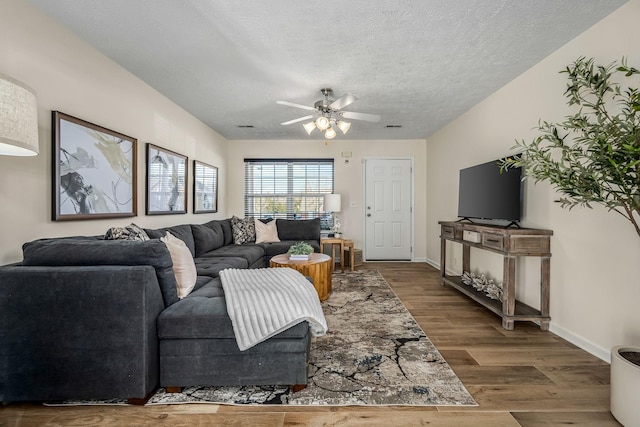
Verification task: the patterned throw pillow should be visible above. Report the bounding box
[231,215,256,244]
[104,223,150,241]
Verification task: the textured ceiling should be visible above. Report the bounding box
[29,0,627,140]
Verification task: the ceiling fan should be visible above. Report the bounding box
[277,88,381,139]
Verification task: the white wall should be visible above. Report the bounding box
[226,139,427,260]
[0,0,228,264]
[426,0,640,361]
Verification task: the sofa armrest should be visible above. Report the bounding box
[0,265,164,402]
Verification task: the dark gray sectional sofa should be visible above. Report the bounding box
[0,217,321,403]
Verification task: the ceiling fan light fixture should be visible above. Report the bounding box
[315,116,330,131]
[336,120,351,134]
[303,121,316,135]
[324,127,337,139]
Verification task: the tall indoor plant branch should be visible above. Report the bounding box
[502,57,640,237]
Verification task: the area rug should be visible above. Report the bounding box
[148,269,475,406]
[54,270,476,406]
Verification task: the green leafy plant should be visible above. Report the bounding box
[502,57,640,236]
[287,242,314,255]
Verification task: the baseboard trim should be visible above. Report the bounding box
[548,323,611,363]
[425,256,610,363]
[426,257,439,269]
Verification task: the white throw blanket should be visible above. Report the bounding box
[219,268,328,351]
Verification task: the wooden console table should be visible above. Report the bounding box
[439,221,553,330]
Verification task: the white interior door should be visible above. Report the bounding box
[364,158,412,260]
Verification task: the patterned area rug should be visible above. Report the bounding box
[147,269,476,406]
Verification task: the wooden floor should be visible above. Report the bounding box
[0,262,620,426]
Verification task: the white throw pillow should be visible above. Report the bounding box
[161,231,197,299]
[255,219,280,244]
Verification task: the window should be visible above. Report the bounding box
[244,158,334,225]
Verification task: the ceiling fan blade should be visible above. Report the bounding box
[276,100,316,111]
[280,115,315,126]
[329,93,358,110]
[341,111,381,123]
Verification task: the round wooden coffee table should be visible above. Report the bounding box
[269,253,332,301]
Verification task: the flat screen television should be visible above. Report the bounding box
[457,158,522,225]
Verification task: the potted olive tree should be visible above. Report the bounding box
[502,56,640,426]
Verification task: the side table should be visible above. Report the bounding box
[269,253,332,301]
[320,238,355,272]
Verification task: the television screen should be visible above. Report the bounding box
[457,158,522,223]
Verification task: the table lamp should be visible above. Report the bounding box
[324,193,342,237]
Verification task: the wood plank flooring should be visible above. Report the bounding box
[0,262,620,426]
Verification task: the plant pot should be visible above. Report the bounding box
[611,345,640,426]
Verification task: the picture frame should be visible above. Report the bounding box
[193,160,218,214]
[146,143,188,215]
[52,111,137,221]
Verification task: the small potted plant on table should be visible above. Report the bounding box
[288,242,314,261]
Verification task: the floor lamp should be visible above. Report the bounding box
[324,193,342,237]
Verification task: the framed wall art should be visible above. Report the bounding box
[146,143,187,215]
[52,111,137,221]
[193,160,218,214]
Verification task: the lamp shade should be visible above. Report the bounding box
[0,74,39,156]
[324,126,336,139]
[336,120,351,134]
[315,116,330,131]
[303,121,316,135]
[324,193,341,212]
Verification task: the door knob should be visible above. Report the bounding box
[367,213,371,217]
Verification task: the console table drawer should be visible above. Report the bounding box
[441,225,455,239]
[482,233,504,250]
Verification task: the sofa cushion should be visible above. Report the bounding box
[205,244,265,267]
[191,223,224,257]
[157,294,309,340]
[276,218,320,241]
[161,232,197,299]
[255,218,280,244]
[218,219,234,246]
[21,237,180,307]
[231,216,256,244]
[188,277,225,298]
[145,224,196,258]
[195,262,239,278]
[196,255,248,270]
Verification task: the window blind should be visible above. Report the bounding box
[244,158,334,223]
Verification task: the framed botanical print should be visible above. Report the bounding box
[146,143,187,215]
[193,160,218,213]
[52,111,137,221]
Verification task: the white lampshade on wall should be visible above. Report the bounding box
[324,193,341,213]
[0,74,39,156]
